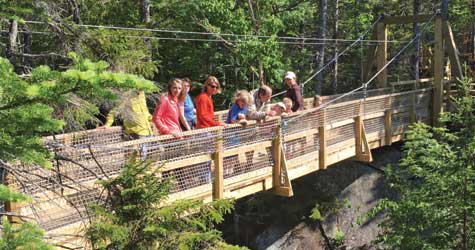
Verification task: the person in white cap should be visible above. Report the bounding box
[284,71,304,112]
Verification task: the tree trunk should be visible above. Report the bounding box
[141,0,151,24]
[22,30,32,74]
[247,0,264,85]
[412,0,421,82]
[7,19,18,69]
[441,0,449,20]
[354,0,361,81]
[258,61,265,85]
[141,0,152,63]
[315,0,327,94]
[471,0,475,60]
[332,0,339,94]
[68,0,82,24]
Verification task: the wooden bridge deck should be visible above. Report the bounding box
[7,86,433,248]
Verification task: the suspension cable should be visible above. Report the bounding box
[272,15,383,98]
[22,20,406,44]
[284,13,437,124]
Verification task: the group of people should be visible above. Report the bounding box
[100,71,323,140]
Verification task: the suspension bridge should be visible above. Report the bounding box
[2,13,466,249]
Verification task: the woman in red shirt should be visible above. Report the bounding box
[195,76,224,128]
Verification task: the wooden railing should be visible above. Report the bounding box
[6,87,433,249]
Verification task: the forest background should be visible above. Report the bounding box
[2,0,473,113]
[1,1,475,249]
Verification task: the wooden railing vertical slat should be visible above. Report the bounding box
[319,109,327,169]
[385,110,393,146]
[212,128,224,199]
[409,92,416,124]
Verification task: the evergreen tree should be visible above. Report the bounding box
[0,54,158,248]
[374,77,475,249]
[86,160,245,250]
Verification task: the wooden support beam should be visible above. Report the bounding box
[319,109,327,169]
[433,14,444,126]
[363,28,378,82]
[360,121,373,162]
[443,20,463,79]
[272,121,293,197]
[354,109,373,162]
[3,172,22,223]
[161,155,212,172]
[272,124,282,189]
[382,14,433,25]
[212,128,224,199]
[376,22,388,88]
[355,115,363,157]
[273,147,293,197]
[385,110,392,146]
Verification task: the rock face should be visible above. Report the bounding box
[231,145,402,250]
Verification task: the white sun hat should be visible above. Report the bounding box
[284,71,296,80]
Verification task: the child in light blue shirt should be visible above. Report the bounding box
[226,90,251,124]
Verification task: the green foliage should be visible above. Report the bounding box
[309,206,323,222]
[0,54,158,166]
[333,228,345,247]
[309,198,351,248]
[86,160,245,250]
[0,184,29,203]
[79,29,160,78]
[0,53,158,249]
[374,78,475,249]
[0,0,37,22]
[4,0,473,102]
[0,217,53,250]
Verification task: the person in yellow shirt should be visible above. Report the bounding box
[99,90,154,140]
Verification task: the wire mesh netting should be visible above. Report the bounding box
[162,162,212,193]
[6,88,432,235]
[364,117,386,141]
[327,123,356,149]
[392,111,411,135]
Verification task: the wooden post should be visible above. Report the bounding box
[272,118,293,197]
[355,115,363,157]
[385,110,393,146]
[4,172,21,223]
[433,14,444,126]
[409,93,416,124]
[318,109,327,169]
[363,28,379,82]
[354,106,373,162]
[212,128,224,199]
[376,21,388,88]
[272,121,282,189]
[354,101,363,157]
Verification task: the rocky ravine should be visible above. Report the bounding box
[225,144,402,250]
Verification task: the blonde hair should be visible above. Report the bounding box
[283,97,293,104]
[234,90,251,105]
[203,75,221,94]
[167,78,185,102]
